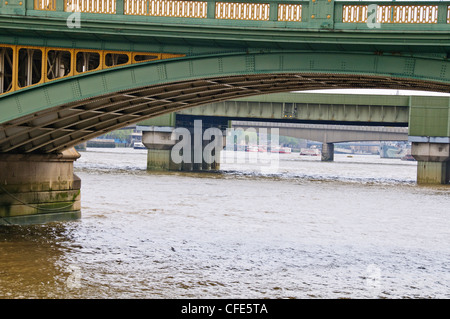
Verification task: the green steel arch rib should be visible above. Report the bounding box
[0,51,449,154]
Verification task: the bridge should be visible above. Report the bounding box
[138,92,411,162]
[231,121,408,160]
[1,0,449,224]
[228,120,408,144]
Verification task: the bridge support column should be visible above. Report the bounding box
[321,143,334,162]
[147,149,182,171]
[210,147,221,171]
[408,96,450,184]
[411,142,450,184]
[143,129,223,172]
[143,129,181,171]
[140,115,225,172]
[0,148,81,225]
[205,136,224,171]
[202,139,212,171]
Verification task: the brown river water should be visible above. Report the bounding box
[1,148,449,299]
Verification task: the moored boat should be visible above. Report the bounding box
[246,145,259,152]
[299,148,320,156]
[279,147,292,154]
[133,142,146,149]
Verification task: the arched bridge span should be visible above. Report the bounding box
[1,51,450,154]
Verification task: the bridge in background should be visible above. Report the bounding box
[138,92,411,162]
[230,121,408,144]
[231,121,408,160]
[1,0,449,224]
[175,92,412,126]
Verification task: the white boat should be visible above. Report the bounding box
[133,142,146,149]
[246,145,259,152]
[279,147,292,154]
[271,146,281,153]
[299,148,321,156]
[269,146,291,154]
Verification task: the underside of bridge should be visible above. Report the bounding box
[1,71,449,154]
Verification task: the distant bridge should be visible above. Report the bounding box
[173,92,413,127]
[230,121,409,143]
[229,120,408,161]
[138,92,413,162]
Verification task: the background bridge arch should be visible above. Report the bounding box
[1,51,450,154]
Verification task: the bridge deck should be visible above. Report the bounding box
[2,0,449,29]
[1,1,449,52]
[2,0,449,97]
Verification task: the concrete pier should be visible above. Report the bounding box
[140,115,225,172]
[147,149,181,171]
[321,143,334,162]
[143,128,182,171]
[411,142,450,184]
[408,96,450,184]
[143,128,223,172]
[0,148,81,225]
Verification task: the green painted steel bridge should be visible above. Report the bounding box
[0,0,449,154]
[1,0,450,224]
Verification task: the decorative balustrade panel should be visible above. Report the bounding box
[343,4,439,24]
[149,0,207,18]
[125,0,148,15]
[215,2,270,21]
[342,4,367,23]
[448,5,450,24]
[65,0,116,14]
[393,5,438,24]
[124,0,207,17]
[377,5,391,24]
[29,1,450,25]
[278,4,302,22]
[34,0,56,11]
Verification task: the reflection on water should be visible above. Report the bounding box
[1,148,449,299]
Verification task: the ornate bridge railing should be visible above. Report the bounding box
[1,0,448,26]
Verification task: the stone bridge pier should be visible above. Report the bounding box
[321,143,335,162]
[0,148,81,225]
[411,140,450,184]
[409,97,450,185]
[141,114,227,172]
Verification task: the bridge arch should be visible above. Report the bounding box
[1,51,449,154]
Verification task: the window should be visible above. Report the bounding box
[0,47,13,93]
[105,53,130,67]
[76,51,100,73]
[18,48,43,88]
[47,50,72,80]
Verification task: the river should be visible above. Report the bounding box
[1,148,449,299]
